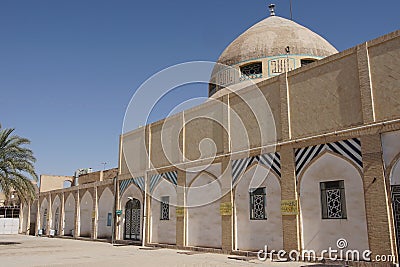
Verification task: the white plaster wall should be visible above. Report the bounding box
[186,163,221,186]
[64,194,75,236]
[382,131,400,167]
[79,192,93,237]
[39,199,48,231]
[300,152,369,253]
[151,179,177,244]
[0,219,19,234]
[390,159,400,185]
[119,184,143,240]
[187,172,222,248]
[97,188,113,239]
[235,164,283,251]
[51,196,61,233]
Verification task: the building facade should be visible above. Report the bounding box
[21,12,400,264]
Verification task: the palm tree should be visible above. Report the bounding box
[0,124,38,204]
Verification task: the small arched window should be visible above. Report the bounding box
[301,59,317,67]
[240,62,262,80]
[63,180,72,189]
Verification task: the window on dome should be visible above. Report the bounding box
[301,59,316,66]
[240,62,262,80]
[209,83,217,96]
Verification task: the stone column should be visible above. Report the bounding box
[114,178,120,241]
[221,156,233,252]
[18,202,24,234]
[60,193,65,236]
[74,190,80,238]
[280,144,300,252]
[361,134,393,257]
[176,169,186,247]
[35,198,40,235]
[47,194,52,236]
[26,201,31,235]
[144,174,151,245]
[92,186,98,240]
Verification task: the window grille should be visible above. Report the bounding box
[249,187,266,220]
[320,180,347,219]
[160,196,170,220]
[240,62,263,80]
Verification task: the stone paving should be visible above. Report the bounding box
[0,235,314,267]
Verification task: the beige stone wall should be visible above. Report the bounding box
[78,169,117,185]
[40,175,73,192]
[369,32,400,121]
[120,30,399,177]
[289,50,363,138]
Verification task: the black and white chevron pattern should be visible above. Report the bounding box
[119,176,145,195]
[150,171,178,193]
[232,153,281,185]
[295,138,362,177]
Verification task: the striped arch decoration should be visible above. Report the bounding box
[232,153,281,185]
[119,177,145,195]
[295,138,362,178]
[150,171,178,193]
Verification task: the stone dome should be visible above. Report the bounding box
[217,15,338,66]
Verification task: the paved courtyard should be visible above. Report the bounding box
[0,235,313,267]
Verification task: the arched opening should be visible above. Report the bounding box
[64,193,75,236]
[97,188,114,239]
[299,152,369,254]
[79,191,93,237]
[51,196,61,235]
[234,163,282,251]
[120,183,143,241]
[39,198,49,234]
[187,172,222,248]
[150,178,177,245]
[124,198,141,240]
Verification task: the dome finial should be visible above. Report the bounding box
[268,3,276,16]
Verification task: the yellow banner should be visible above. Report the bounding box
[281,200,298,215]
[220,202,232,216]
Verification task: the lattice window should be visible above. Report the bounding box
[249,187,266,220]
[320,180,347,219]
[240,62,263,80]
[160,196,170,220]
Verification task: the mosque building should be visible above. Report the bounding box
[20,5,400,264]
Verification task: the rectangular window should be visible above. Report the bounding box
[249,187,266,220]
[160,196,170,220]
[320,180,347,219]
[107,212,112,226]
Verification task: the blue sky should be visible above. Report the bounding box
[0,0,398,177]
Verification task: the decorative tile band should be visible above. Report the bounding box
[232,153,281,185]
[295,138,362,178]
